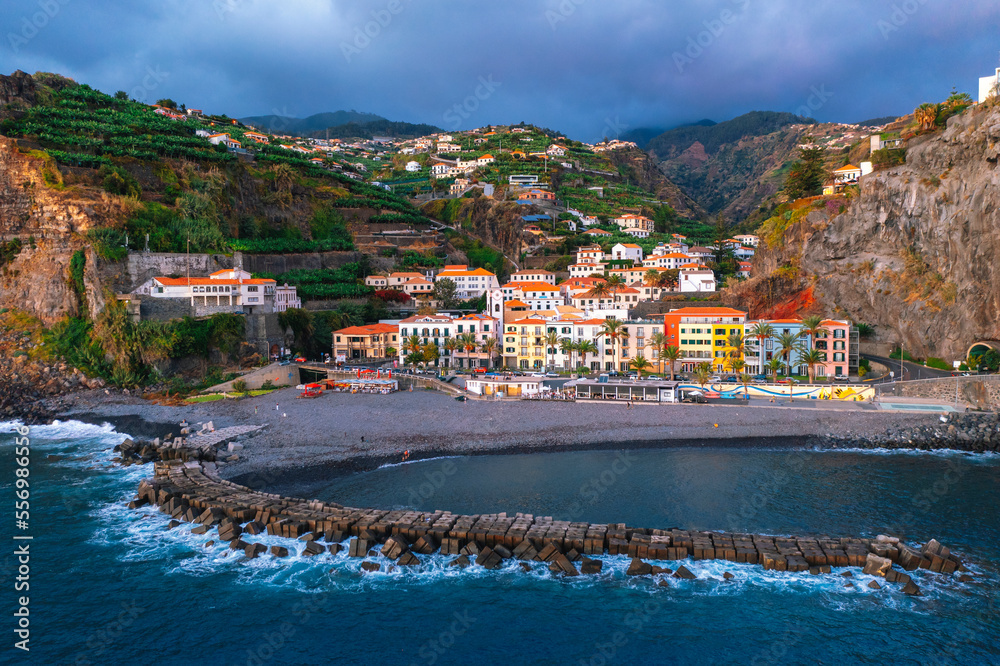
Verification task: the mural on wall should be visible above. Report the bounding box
[678,383,875,401]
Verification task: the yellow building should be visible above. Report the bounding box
[667,307,746,373]
[503,317,548,370]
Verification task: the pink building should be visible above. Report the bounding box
[813,319,851,378]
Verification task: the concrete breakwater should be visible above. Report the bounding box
[126,430,971,595]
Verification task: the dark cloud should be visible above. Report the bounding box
[2,0,997,137]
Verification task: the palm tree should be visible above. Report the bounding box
[776,332,802,377]
[544,330,560,371]
[457,332,478,368]
[443,337,460,369]
[605,273,626,305]
[630,355,652,377]
[799,315,827,351]
[479,337,498,369]
[725,332,745,371]
[662,345,682,381]
[730,358,746,376]
[739,372,752,399]
[598,318,627,372]
[693,361,712,388]
[648,331,669,375]
[644,268,660,287]
[801,348,825,384]
[403,334,423,358]
[766,357,784,384]
[559,338,576,373]
[914,103,939,131]
[746,322,775,375]
[589,280,611,301]
[577,340,598,373]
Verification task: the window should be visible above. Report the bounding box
[248,286,258,292]
[715,328,725,336]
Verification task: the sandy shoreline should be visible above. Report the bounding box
[54,386,943,490]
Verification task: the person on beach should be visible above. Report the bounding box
[254,405,258,415]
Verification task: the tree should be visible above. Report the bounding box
[653,204,676,234]
[114,90,129,101]
[766,357,784,383]
[799,315,827,351]
[655,269,680,291]
[605,273,626,305]
[559,338,576,373]
[725,332,745,370]
[599,318,627,372]
[479,337,498,368]
[914,103,939,131]
[739,372,753,399]
[783,144,826,200]
[443,337,460,367]
[746,322,775,375]
[648,331,669,375]
[403,334,423,360]
[433,278,458,308]
[457,332,478,368]
[729,358,746,377]
[577,340,598,372]
[544,330,561,371]
[801,348,825,384]
[693,361,712,388]
[278,308,314,353]
[589,280,611,301]
[421,343,439,370]
[776,332,803,377]
[416,304,437,316]
[661,345,682,381]
[155,98,177,109]
[405,351,424,369]
[630,355,652,377]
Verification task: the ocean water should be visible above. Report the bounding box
[1,421,998,665]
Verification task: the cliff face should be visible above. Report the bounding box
[747,104,1000,359]
[0,136,128,322]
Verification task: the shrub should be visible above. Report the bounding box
[98,164,141,198]
[232,379,248,395]
[925,357,951,371]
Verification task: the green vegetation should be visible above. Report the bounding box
[85,228,128,262]
[783,144,826,200]
[40,305,246,388]
[925,357,951,371]
[254,262,373,301]
[1,238,23,267]
[69,250,86,312]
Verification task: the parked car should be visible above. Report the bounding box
[545,372,559,377]
[646,375,662,380]
[294,356,306,363]
[722,375,738,382]
[709,375,722,382]
[752,374,768,382]
[682,393,707,404]
[473,367,489,374]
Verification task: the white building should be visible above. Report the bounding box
[611,243,644,263]
[405,161,421,172]
[398,314,456,367]
[274,283,301,312]
[435,265,500,299]
[430,163,449,177]
[979,67,1000,103]
[678,268,717,293]
[612,214,654,233]
[733,234,760,247]
[509,269,556,285]
[207,133,241,149]
[138,268,277,314]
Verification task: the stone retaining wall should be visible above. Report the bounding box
[878,376,1000,411]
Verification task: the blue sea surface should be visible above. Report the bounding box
[1,420,998,666]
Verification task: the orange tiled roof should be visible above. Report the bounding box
[154,277,274,286]
[334,323,398,336]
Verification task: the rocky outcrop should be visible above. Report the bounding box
[0,70,36,111]
[748,104,1000,359]
[0,136,127,322]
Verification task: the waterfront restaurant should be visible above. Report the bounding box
[465,376,546,397]
[573,378,680,403]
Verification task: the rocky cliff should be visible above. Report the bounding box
[740,103,1000,359]
[0,136,128,322]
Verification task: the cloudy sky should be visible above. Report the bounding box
[2,0,998,139]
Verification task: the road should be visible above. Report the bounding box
[861,353,957,382]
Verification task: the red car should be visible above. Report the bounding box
[294,356,307,363]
